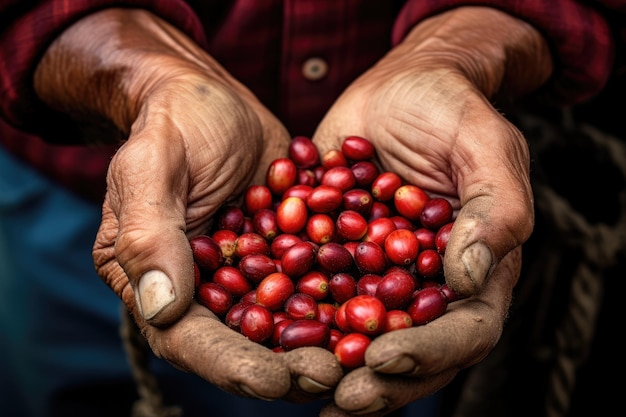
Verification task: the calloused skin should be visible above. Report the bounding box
[319,247,521,416]
[312,7,552,415]
[33,5,552,416]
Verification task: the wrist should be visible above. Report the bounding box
[397,6,553,100]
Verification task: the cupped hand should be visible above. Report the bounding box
[319,247,520,416]
[33,8,343,403]
[313,6,551,297]
[311,6,552,415]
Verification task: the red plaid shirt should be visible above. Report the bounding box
[0,0,622,203]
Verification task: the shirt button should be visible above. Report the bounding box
[302,57,328,81]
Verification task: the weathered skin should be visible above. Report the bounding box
[33,5,550,415]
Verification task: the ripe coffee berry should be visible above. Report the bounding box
[212,266,252,297]
[384,228,419,266]
[279,319,331,351]
[266,158,297,196]
[296,271,330,301]
[284,293,319,320]
[336,210,368,241]
[420,197,454,230]
[407,286,448,326]
[190,235,223,272]
[321,166,357,192]
[289,135,320,168]
[351,161,379,188]
[216,205,246,234]
[306,184,343,213]
[255,272,295,311]
[371,171,402,202]
[276,197,308,234]
[416,249,443,279]
[334,332,371,369]
[196,282,233,316]
[376,268,416,310]
[240,304,275,343]
[341,135,376,161]
[394,184,429,221]
[344,295,386,336]
[244,185,273,215]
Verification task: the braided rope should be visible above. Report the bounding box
[120,304,183,417]
[532,122,626,417]
[448,115,626,417]
[534,186,605,417]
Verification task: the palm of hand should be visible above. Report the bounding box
[313,51,531,416]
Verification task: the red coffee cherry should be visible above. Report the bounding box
[266,157,297,196]
[289,135,320,169]
[279,319,331,351]
[240,304,275,343]
[256,272,295,311]
[344,294,387,336]
[334,332,371,369]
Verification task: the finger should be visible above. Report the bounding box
[364,248,521,376]
[280,347,344,403]
[444,116,533,297]
[327,367,456,416]
[144,303,292,400]
[97,133,196,327]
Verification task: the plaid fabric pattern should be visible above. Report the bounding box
[0,0,619,202]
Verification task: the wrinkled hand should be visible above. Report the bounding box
[34,8,342,403]
[92,75,344,401]
[319,248,520,416]
[312,6,552,415]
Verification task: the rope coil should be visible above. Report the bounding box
[120,305,183,417]
[451,112,626,417]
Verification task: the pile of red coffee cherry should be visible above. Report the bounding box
[190,135,461,369]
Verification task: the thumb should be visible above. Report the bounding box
[94,136,195,327]
[443,192,532,297]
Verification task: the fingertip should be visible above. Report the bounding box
[135,269,193,326]
[238,383,278,401]
[459,241,494,293]
[370,355,417,374]
[281,347,343,392]
[297,376,333,394]
[351,397,386,415]
[445,239,495,297]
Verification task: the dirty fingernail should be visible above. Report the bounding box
[353,397,386,415]
[372,355,416,374]
[239,384,275,401]
[461,241,493,292]
[135,270,176,320]
[297,376,332,393]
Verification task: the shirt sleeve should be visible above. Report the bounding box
[392,0,616,106]
[0,0,207,137]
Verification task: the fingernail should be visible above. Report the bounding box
[372,355,416,374]
[461,242,493,292]
[239,384,275,401]
[297,376,332,393]
[135,270,176,320]
[353,397,386,415]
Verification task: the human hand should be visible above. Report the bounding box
[34,8,342,402]
[318,248,520,416]
[311,6,552,414]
